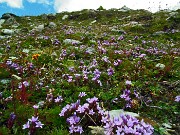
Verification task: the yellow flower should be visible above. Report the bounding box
[32,54,40,60]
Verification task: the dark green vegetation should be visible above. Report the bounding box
[0,8,180,134]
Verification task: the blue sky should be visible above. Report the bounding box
[0,0,180,17]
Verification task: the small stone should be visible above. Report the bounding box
[63,39,82,45]
[62,15,68,20]
[48,22,57,28]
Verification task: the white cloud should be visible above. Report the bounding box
[27,0,52,5]
[54,0,180,13]
[27,0,36,2]
[0,0,23,8]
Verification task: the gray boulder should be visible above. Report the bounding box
[1,29,14,35]
[85,47,95,54]
[111,28,126,34]
[0,19,5,25]
[48,22,57,28]
[41,13,56,20]
[119,5,131,12]
[33,24,45,32]
[5,17,17,25]
[153,31,165,36]
[63,39,82,45]
[1,13,17,19]
[0,19,5,28]
[0,35,11,39]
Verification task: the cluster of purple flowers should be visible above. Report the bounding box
[60,92,154,134]
[6,60,23,71]
[18,81,29,89]
[59,92,106,134]
[46,92,63,103]
[22,116,44,134]
[120,89,132,108]
[92,69,101,81]
[7,112,16,129]
[107,67,114,76]
[114,59,122,66]
[103,114,154,135]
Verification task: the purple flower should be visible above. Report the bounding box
[89,109,95,115]
[114,117,123,126]
[54,96,63,103]
[92,69,101,81]
[114,61,119,66]
[18,81,29,89]
[142,40,146,44]
[118,35,124,40]
[175,95,180,102]
[69,125,76,133]
[101,115,109,123]
[86,97,98,104]
[75,126,83,134]
[67,115,80,125]
[76,105,85,113]
[102,56,111,63]
[67,75,74,82]
[35,121,44,128]
[78,92,87,98]
[69,67,75,72]
[107,67,114,76]
[104,121,114,135]
[69,125,83,134]
[74,74,81,78]
[125,80,132,85]
[22,121,30,129]
[6,60,12,65]
[139,53,146,58]
[116,126,123,134]
[28,116,38,122]
[59,104,71,116]
[33,105,39,109]
[46,93,53,102]
[82,103,89,109]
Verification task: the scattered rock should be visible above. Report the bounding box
[89,126,105,135]
[111,29,126,34]
[62,15,69,20]
[0,35,10,39]
[156,63,165,70]
[1,29,14,35]
[122,21,143,27]
[109,109,139,120]
[48,22,57,28]
[0,19,5,28]
[5,17,17,25]
[1,13,17,19]
[90,20,97,25]
[85,47,95,54]
[21,27,29,33]
[47,14,56,20]
[63,39,82,45]
[34,24,45,32]
[169,12,179,18]
[119,5,131,12]
[41,13,56,20]
[0,19,5,25]
[153,31,166,36]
